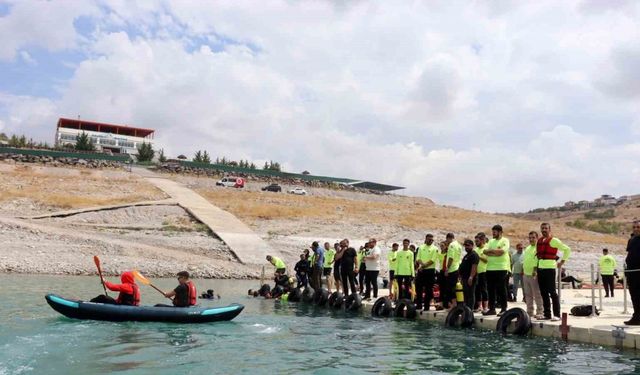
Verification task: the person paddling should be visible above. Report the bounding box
[91,271,140,306]
[162,271,197,307]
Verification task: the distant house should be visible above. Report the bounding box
[594,194,617,206]
[564,201,576,208]
[578,200,591,209]
[616,196,628,205]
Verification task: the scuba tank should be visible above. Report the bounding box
[455,281,464,303]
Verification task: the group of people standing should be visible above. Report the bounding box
[383,223,571,321]
[267,219,640,325]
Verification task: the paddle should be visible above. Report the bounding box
[133,270,173,301]
[93,255,108,296]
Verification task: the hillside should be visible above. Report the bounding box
[0,162,629,279]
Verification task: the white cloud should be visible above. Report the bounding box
[1,1,640,212]
[0,0,99,61]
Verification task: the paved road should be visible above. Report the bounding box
[132,167,278,265]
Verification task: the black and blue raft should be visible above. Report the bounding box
[45,294,244,323]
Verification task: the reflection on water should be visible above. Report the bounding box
[1,274,640,374]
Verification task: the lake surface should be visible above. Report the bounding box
[1,274,639,374]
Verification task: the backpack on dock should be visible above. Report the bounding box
[570,305,599,316]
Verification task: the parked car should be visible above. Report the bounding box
[216,177,245,188]
[261,183,282,192]
[288,187,307,195]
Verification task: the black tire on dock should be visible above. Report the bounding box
[302,287,315,303]
[328,291,344,309]
[288,288,302,302]
[394,299,417,319]
[372,296,393,317]
[445,305,475,328]
[344,293,362,311]
[496,307,531,335]
[313,289,330,306]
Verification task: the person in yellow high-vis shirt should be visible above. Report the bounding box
[474,232,489,312]
[395,239,415,300]
[599,248,617,298]
[387,243,398,298]
[523,231,544,319]
[483,224,510,316]
[444,233,462,310]
[415,234,439,310]
[323,242,336,293]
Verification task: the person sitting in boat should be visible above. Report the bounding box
[163,271,197,307]
[90,271,140,306]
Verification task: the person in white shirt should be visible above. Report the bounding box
[364,238,381,300]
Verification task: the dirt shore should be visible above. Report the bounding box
[0,162,630,280]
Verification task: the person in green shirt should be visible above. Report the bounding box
[437,241,449,309]
[415,234,439,310]
[323,242,336,293]
[387,243,398,281]
[395,239,415,300]
[267,255,287,275]
[357,242,369,294]
[483,224,510,316]
[599,248,617,298]
[536,222,571,321]
[444,233,462,310]
[523,231,544,318]
[474,232,489,312]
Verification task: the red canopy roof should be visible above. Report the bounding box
[57,118,155,138]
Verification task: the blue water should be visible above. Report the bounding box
[1,274,639,374]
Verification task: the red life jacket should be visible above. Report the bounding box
[187,281,197,306]
[536,236,558,260]
[118,284,140,306]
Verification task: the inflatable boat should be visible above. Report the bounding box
[45,294,244,323]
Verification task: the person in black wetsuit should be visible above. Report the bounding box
[340,239,358,296]
[294,254,310,288]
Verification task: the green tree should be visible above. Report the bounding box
[194,150,203,163]
[8,135,19,147]
[221,157,227,165]
[136,142,155,162]
[202,151,211,164]
[250,162,256,169]
[263,161,269,170]
[0,133,7,141]
[18,135,27,148]
[215,157,220,164]
[158,148,167,163]
[75,131,95,151]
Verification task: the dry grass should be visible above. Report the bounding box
[0,167,166,210]
[197,189,625,245]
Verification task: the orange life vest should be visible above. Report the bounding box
[187,281,197,306]
[536,236,558,260]
[118,284,140,306]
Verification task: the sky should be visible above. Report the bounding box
[0,0,639,213]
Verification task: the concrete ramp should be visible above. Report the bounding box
[132,168,277,265]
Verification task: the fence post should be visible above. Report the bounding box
[557,267,562,302]
[623,265,628,315]
[596,264,602,312]
[260,265,265,289]
[590,264,596,317]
